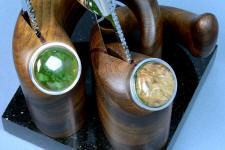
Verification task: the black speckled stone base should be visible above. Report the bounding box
[2,11,217,150]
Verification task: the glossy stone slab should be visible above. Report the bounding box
[2,11,217,150]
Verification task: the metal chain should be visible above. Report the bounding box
[24,0,42,39]
[108,0,132,63]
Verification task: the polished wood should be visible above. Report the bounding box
[13,0,86,138]
[89,0,162,58]
[113,6,218,57]
[119,0,163,58]
[90,2,218,149]
[90,21,172,150]
[160,6,218,57]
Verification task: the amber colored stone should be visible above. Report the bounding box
[135,62,175,108]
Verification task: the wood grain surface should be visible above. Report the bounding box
[119,0,163,58]
[13,0,86,138]
[112,5,218,58]
[89,0,172,147]
[90,1,218,149]
[160,6,218,57]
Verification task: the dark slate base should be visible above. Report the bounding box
[2,11,217,150]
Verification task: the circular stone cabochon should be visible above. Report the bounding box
[130,58,177,111]
[29,42,81,95]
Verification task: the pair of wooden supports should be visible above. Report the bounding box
[13,0,218,149]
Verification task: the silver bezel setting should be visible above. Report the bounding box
[130,58,178,111]
[29,42,82,95]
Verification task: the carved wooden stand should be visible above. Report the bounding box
[89,0,218,149]
[12,0,86,138]
[12,0,218,148]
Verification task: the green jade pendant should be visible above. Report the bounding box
[33,46,78,93]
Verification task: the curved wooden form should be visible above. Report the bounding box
[160,6,218,57]
[13,0,86,138]
[113,6,218,57]
[90,2,218,149]
[118,0,163,58]
[90,24,172,149]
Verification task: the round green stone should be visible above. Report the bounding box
[34,46,78,92]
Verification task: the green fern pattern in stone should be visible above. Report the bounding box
[34,46,78,92]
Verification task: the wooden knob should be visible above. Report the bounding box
[161,6,218,57]
[114,5,218,58]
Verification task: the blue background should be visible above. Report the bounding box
[0,0,224,149]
